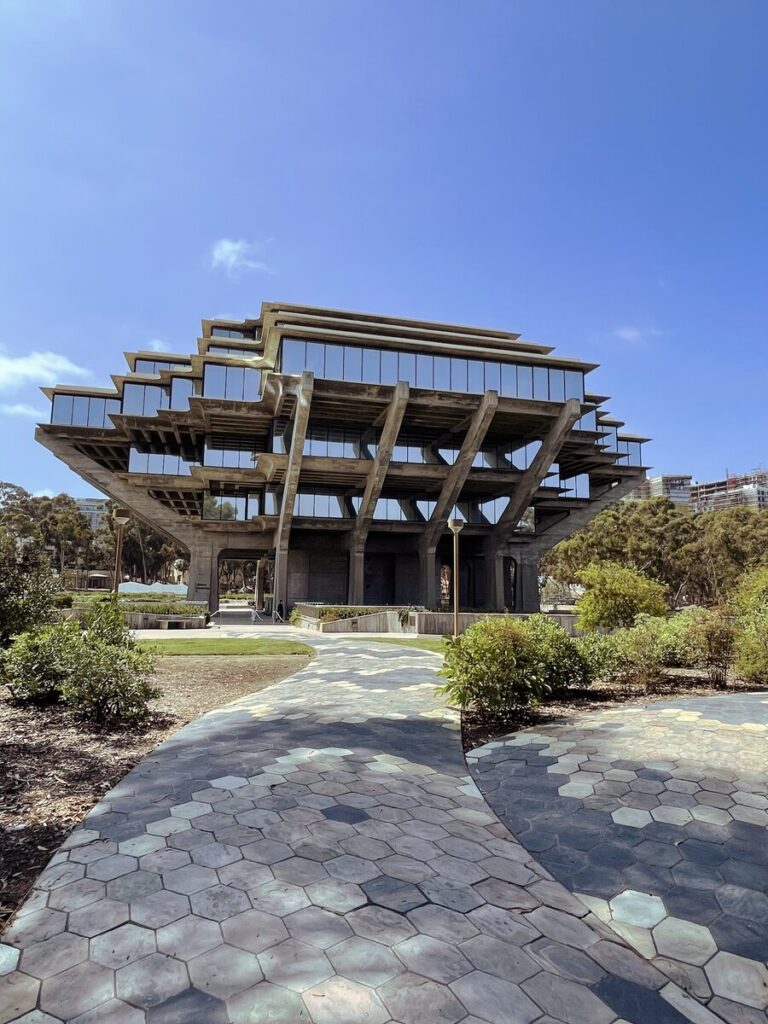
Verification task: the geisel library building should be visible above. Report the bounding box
[37,302,647,613]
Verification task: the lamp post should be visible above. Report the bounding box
[447,517,464,637]
[112,508,130,594]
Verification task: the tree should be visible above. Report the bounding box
[92,502,186,583]
[575,561,667,631]
[0,527,56,646]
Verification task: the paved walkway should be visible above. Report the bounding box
[469,693,768,1024]
[0,632,722,1024]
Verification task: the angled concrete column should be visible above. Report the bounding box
[187,539,224,611]
[347,382,409,605]
[273,371,314,617]
[484,541,506,611]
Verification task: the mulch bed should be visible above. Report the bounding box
[461,674,768,753]
[0,653,310,929]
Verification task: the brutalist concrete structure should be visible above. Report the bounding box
[36,302,647,612]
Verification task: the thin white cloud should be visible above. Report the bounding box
[33,489,56,499]
[612,326,662,346]
[147,339,167,352]
[0,402,48,419]
[0,350,90,393]
[209,238,272,275]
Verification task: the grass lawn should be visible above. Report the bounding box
[139,637,314,657]
[356,636,447,654]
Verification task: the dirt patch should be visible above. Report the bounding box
[461,675,768,753]
[0,653,310,928]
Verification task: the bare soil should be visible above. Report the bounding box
[0,653,310,929]
[461,673,768,753]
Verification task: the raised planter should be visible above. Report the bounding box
[122,612,207,630]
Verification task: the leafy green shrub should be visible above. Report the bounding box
[573,631,621,680]
[87,595,135,646]
[52,591,74,609]
[729,567,768,616]
[0,528,57,647]
[438,617,549,716]
[734,608,768,685]
[0,621,82,703]
[119,601,205,615]
[609,615,666,690]
[59,639,159,726]
[576,561,667,631]
[522,614,591,693]
[655,608,707,668]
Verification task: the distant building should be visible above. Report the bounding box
[628,474,691,506]
[75,496,108,530]
[690,471,768,513]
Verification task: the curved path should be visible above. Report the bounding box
[469,693,768,1024]
[1,632,707,1024]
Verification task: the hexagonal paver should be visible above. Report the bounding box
[652,916,718,966]
[380,971,466,1024]
[611,807,653,829]
[394,934,472,983]
[210,776,248,789]
[190,883,251,922]
[242,840,293,864]
[188,944,262,999]
[459,934,539,983]
[347,905,417,946]
[226,980,309,1023]
[258,938,333,992]
[609,890,666,929]
[249,880,310,916]
[72,997,146,1023]
[69,898,129,937]
[170,800,213,819]
[130,890,190,928]
[285,907,352,949]
[90,922,156,968]
[217,859,273,892]
[301,976,388,1024]
[40,961,114,1020]
[190,843,242,869]
[19,931,88,979]
[222,909,288,954]
[0,972,40,1022]
[107,869,163,902]
[157,915,222,959]
[327,936,404,987]
[706,951,768,1009]
[116,951,189,1008]
[163,864,218,895]
[146,817,191,837]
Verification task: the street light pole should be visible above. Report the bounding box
[112,508,130,594]
[447,518,464,638]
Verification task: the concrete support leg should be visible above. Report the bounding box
[419,546,437,608]
[348,547,365,606]
[516,556,541,613]
[273,545,289,620]
[484,543,505,611]
[187,544,221,611]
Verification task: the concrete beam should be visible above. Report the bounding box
[273,371,314,615]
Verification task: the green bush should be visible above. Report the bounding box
[0,621,82,703]
[60,639,159,726]
[734,608,768,685]
[120,601,205,615]
[438,617,549,716]
[0,529,57,647]
[576,561,667,631]
[609,615,667,690]
[573,631,621,680]
[655,608,707,668]
[87,595,135,646]
[51,591,74,609]
[729,567,768,616]
[522,614,591,693]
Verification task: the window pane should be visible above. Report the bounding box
[323,344,343,380]
[306,342,326,377]
[434,356,450,391]
[533,367,549,400]
[51,391,73,423]
[328,429,344,457]
[105,398,121,423]
[170,377,193,410]
[128,449,148,473]
[203,364,227,398]
[549,369,565,403]
[467,360,484,393]
[362,347,380,384]
[122,384,143,415]
[398,352,416,385]
[380,349,398,384]
[484,362,501,393]
[243,368,260,401]
[87,397,104,427]
[450,358,468,393]
[565,370,584,401]
[416,354,433,389]
[517,365,533,399]
[500,363,516,398]
[343,346,362,383]
[282,339,306,374]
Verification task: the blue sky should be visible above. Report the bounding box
[1,0,766,496]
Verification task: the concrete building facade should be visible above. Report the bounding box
[690,470,768,513]
[36,302,647,612]
[74,496,109,530]
[628,474,691,505]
